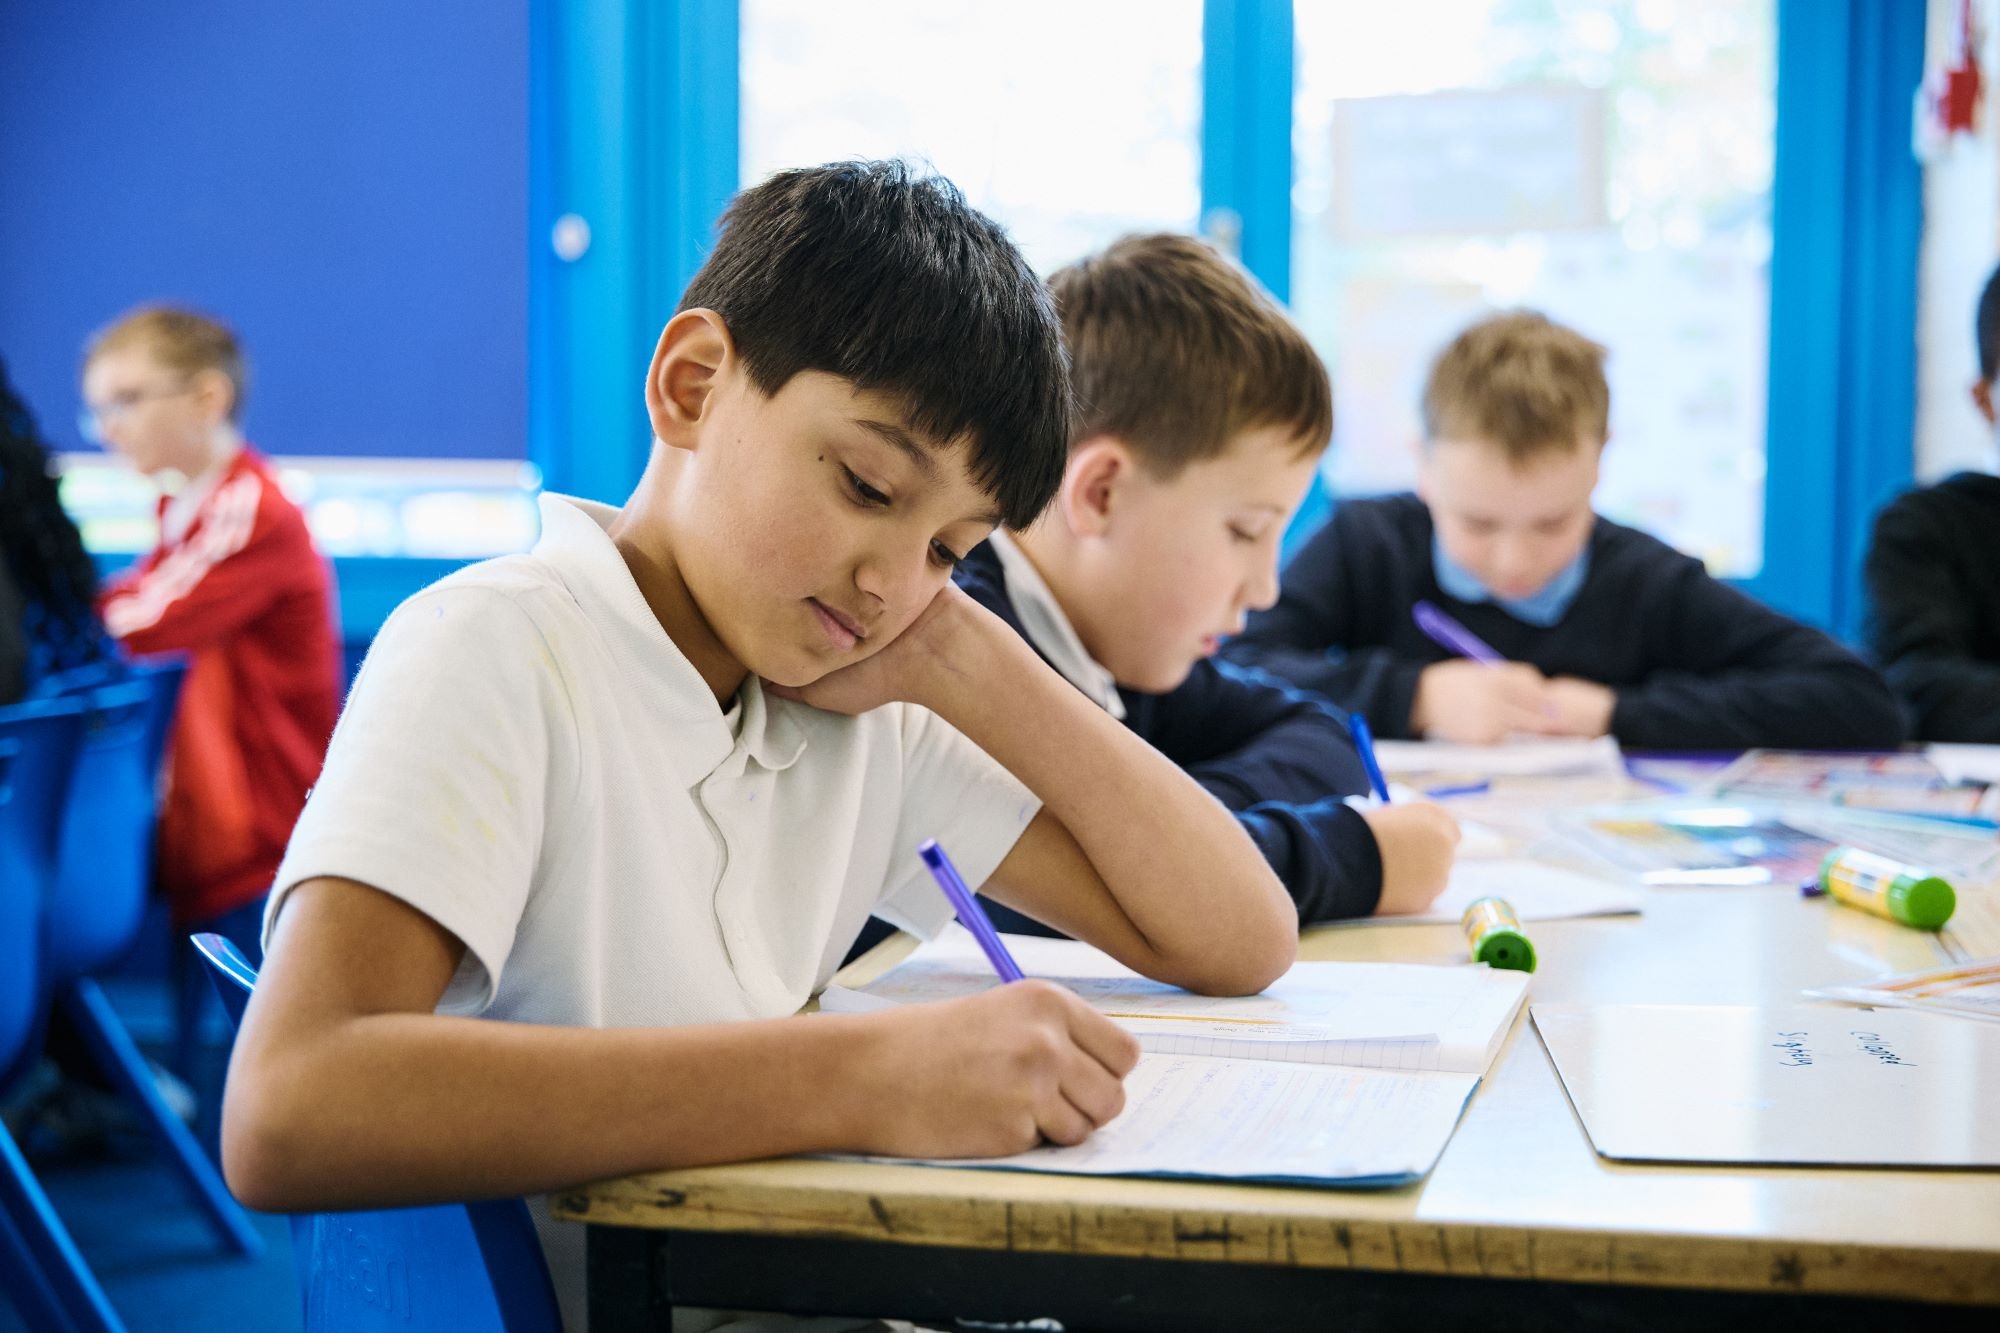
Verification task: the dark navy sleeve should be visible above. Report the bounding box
[1865,489,2000,742]
[1238,798,1384,924]
[1613,549,1907,749]
[1130,659,1385,924]
[1129,657,1369,807]
[1223,505,1430,738]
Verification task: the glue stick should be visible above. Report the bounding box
[1816,848,1956,930]
[1461,895,1536,972]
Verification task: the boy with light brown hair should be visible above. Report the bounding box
[950,233,1460,927]
[1226,310,1904,750]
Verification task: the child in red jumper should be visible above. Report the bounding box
[82,307,339,967]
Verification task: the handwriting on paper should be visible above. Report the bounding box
[1771,1032,1813,1066]
[1850,1030,1916,1067]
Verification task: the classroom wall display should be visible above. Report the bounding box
[0,1,529,463]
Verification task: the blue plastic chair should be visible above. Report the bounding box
[192,933,563,1333]
[36,661,264,1260]
[0,696,126,1333]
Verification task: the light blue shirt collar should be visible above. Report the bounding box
[1432,533,1590,628]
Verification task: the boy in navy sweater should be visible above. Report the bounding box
[957,234,1458,930]
[1227,311,1904,751]
[1865,263,2000,741]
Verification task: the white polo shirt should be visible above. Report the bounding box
[269,493,1039,1330]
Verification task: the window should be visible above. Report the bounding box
[1292,0,1776,575]
[740,0,1204,274]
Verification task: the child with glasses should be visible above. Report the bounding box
[83,306,339,965]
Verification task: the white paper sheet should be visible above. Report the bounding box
[1929,743,2000,786]
[879,1052,1479,1186]
[1328,858,1642,928]
[1372,735,1626,781]
[1534,1003,2000,1167]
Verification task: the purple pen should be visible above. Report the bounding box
[918,839,1025,982]
[1413,600,1506,665]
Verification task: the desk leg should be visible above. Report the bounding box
[587,1224,673,1332]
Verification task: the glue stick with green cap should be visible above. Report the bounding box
[1816,847,1956,930]
[1461,895,1536,972]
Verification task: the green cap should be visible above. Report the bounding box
[1887,874,1956,930]
[1473,928,1537,973]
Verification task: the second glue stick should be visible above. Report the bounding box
[1816,847,1956,930]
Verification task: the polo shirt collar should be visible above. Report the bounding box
[988,531,1126,720]
[533,493,807,784]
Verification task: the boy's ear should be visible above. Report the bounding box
[191,367,235,427]
[646,309,734,451]
[1972,377,1996,426]
[1060,436,1137,538]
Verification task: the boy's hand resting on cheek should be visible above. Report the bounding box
[850,980,1142,1158]
[1411,659,1552,744]
[769,582,1010,717]
[1362,801,1462,916]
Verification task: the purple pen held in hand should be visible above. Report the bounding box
[918,839,1025,982]
[1413,600,1506,665]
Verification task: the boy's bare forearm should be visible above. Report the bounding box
[914,606,1295,987]
[225,1006,880,1210]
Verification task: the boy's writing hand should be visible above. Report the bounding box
[1362,801,1462,916]
[1412,659,1551,743]
[851,980,1141,1158]
[1533,676,1616,738]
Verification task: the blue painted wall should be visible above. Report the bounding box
[0,2,529,461]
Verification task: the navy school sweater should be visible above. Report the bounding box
[1223,493,1906,750]
[1864,471,2000,742]
[846,540,1388,961]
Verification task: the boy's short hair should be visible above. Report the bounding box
[85,305,248,423]
[1046,233,1332,476]
[1422,310,1609,462]
[679,160,1070,530]
[1976,263,2000,383]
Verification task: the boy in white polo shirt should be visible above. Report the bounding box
[221,162,1298,1329]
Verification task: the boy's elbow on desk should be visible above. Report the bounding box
[1156,895,1297,997]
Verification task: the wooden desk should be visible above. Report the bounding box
[557,886,2000,1331]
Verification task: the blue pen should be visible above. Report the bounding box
[1423,780,1492,800]
[1413,600,1506,665]
[1347,713,1393,804]
[918,839,1025,982]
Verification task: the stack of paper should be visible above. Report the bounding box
[821,928,1528,1186]
[1805,956,2000,1023]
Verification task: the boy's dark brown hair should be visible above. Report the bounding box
[85,305,249,423]
[1422,310,1608,463]
[1047,233,1331,477]
[681,160,1070,530]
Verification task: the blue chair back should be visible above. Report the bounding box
[48,661,186,981]
[0,698,87,1081]
[190,934,563,1333]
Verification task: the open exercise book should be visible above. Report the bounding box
[819,927,1529,1188]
